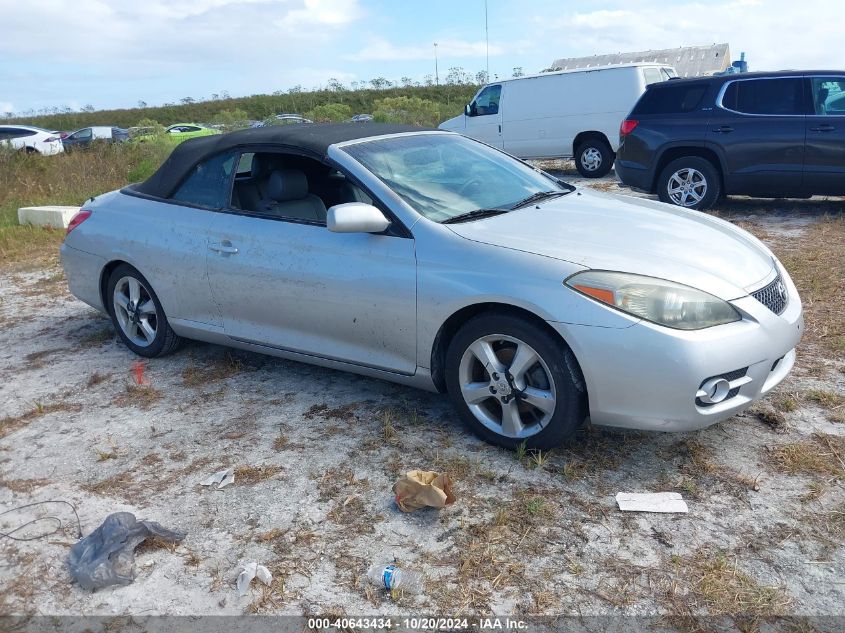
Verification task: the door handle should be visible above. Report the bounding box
[810,124,835,132]
[711,126,733,133]
[209,242,239,255]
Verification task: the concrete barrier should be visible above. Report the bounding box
[18,206,81,229]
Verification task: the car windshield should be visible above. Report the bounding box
[342,133,568,222]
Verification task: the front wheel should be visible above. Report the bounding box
[575,139,614,178]
[107,264,182,358]
[657,157,721,210]
[445,313,587,450]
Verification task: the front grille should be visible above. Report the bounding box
[751,273,788,315]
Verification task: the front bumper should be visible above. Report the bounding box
[549,267,803,432]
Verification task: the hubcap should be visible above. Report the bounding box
[668,168,707,207]
[113,276,158,347]
[458,335,557,439]
[580,147,602,172]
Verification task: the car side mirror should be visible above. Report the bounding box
[327,203,391,234]
[464,104,471,116]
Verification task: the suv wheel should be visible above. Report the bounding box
[575,139,614,178]
[657,157,721,210]
[445,313,587,450]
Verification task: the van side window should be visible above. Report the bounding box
[643,68,663,85]
[471,85,502,116]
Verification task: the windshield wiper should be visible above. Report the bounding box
[509,190,569,210]
[441,208,510,224]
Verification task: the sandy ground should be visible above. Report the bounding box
[1,168,843,624]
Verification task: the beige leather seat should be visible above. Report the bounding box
[259,169,327,222]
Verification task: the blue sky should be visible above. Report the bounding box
[2,0,843,114]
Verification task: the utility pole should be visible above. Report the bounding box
[485,0,489,79]
[434,42,439,85]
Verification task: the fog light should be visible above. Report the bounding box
[698,377,730,404]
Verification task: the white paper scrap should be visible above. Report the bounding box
[615,492,688,513]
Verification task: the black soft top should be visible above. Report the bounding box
[134,122,432,199]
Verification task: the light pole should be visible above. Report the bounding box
[485,0,489,80]
[434,42,439,86]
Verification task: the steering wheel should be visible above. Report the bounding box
[458,178,485,196]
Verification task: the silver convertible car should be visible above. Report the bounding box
[61,123,803,449]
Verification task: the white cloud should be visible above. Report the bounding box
[0,102,14,113]
[536,0,844,72]
[349,37,503,62]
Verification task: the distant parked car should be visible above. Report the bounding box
[62,126,129,150]
[616,70,845,209]
[129,123,220,143]
[439,63,677,177]
[273,114,312,125]
[0,125,64,155]
[349,114,373,123]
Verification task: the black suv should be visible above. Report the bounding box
[615,70,845,209]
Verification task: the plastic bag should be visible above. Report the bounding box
[68,512,186,590]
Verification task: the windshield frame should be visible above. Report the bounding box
[336,131,572,224]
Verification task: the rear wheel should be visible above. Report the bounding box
[575,139,614,178]
[445,313,587,450]
[107,264,182,358]
[657,157,721,210]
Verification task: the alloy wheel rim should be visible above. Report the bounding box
[113,276,158,347]
[581,147,602,172]
[668,168,707,207]
[458,334,557,439]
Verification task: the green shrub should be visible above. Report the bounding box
[307,103,352,122]
[372,96,440,127]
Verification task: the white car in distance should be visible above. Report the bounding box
[0,125,64,155]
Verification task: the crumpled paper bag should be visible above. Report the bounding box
[392,470,456,512]
[237,561,272,596]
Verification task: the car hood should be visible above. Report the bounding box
[445,189,775,300]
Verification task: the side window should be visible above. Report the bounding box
[472,85,502,116]
[643,67,663,85]
[632,83,708,115]
[71,128,93,140]
[721,78,803,115]
[170,150,237,208]
[6,128,36,140]
[811,76,845,115]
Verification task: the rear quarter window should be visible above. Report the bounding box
[632,83,708,115]
[720,78,804,115]
[170,151,236,208]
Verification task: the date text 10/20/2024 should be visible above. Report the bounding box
[306,618,529,630]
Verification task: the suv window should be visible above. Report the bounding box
[171,151,236,208]
[811,76,845,115]
[632,83,708,115]
[721,78,804,115]
[471,85,501,116]
[70,128,93,140]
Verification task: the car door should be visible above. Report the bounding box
[804,75,845,195]
[707,76,805,196]
[205,154,417,374]
[465,84,504,148]
[67,128,93,148]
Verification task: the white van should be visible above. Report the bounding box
[439,63,677,177]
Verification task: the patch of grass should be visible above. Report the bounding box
[749,404,786,430]
[767,433,845,478]
[181,352,245,387]
[0,401,82,439]
[235,464,283,485]
[804,389,843,409]
[774,215,845,356]
[0,478,50,493]
[78,326,114,348]
[304,402,360,421]
[113,383,162,410]
[22,347,69,369]
[680,551,790,616]
[87,371,108,387]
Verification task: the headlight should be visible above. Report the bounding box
[565,271,741,330]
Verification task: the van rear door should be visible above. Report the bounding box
[464,84,503,149]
